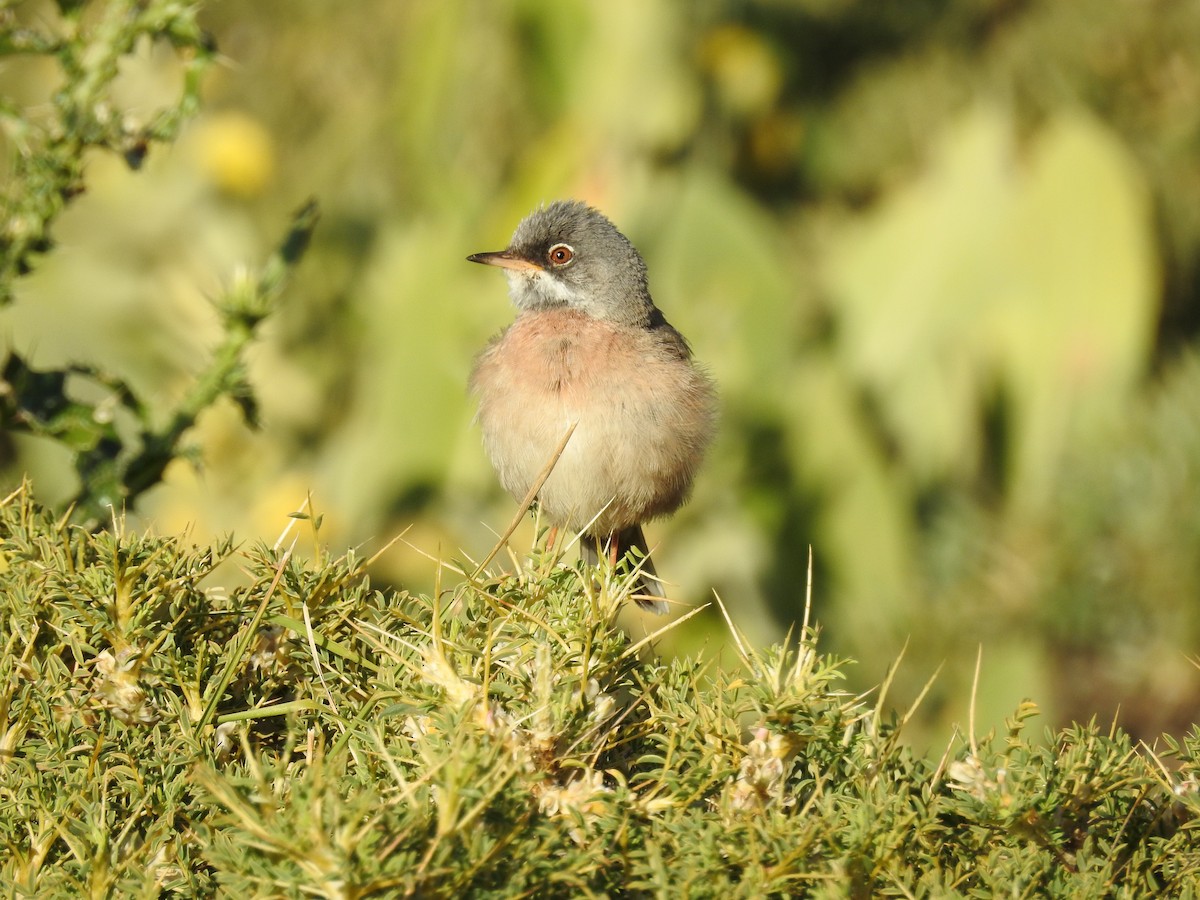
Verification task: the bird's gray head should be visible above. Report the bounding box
[467,200,656,326]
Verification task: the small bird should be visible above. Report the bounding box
[468,200,717,612]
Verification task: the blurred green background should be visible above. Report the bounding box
[5,0,1200,745]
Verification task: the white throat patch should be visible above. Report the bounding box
[506,268,579,309]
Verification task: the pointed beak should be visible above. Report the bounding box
[466,250,542,272]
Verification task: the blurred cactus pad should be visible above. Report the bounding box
[5,0,1200,890]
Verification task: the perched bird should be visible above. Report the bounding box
[468,200,717,611]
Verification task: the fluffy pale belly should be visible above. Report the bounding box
[470,310,715,536]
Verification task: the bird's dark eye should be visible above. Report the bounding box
[547,243,574,266]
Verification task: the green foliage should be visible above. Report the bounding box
[0,201,317,524]
[0,3,317,524]
[101,0,1195,745]
[823,107,1154,506]
[4,0,1200,767]
[0,0,213,296]
[928,350,1200,737]
[2,484,1198,896]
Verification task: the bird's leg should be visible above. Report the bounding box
[544,525,559,552]
[608,534,620,568]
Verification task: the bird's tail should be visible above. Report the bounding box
[581,525,668,614]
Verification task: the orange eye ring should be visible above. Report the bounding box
[547,243,574,266]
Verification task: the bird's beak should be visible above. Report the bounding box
[466,250,542,272]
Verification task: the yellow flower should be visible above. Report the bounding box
[193,111,275,198]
